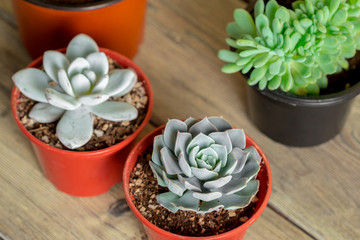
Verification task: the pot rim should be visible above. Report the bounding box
[24,0,123,11]
[11,47,153,157]
[123,124,272,239]
[248,77,360,108]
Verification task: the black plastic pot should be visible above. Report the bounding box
[246,81,360,147]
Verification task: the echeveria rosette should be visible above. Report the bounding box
[219,0,321,95]
[150,117,261,214]
[12,34,138,149]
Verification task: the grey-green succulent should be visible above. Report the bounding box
[150,117,261,213]
[13,34,138,149]
[218,0,360,95]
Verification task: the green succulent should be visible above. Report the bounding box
[150,117,261,213]
[219,0,360,95]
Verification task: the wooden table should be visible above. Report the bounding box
[0,1,359,239]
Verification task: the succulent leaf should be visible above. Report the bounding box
[104,69,138,97]
[86,52,109,76]
[45,88,80,110]
[85,101,137,121]
[29,103,65,123]
[12,68,52,103]
[151,117,261,213]
[66,34,99,62]
[56,106,93,149]
[156,192,180,213]
[43,51,69,83]
[170,190,200,212]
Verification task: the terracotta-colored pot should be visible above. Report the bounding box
[123,125,272,240]
[11,48,153,197]
[11,0,147,59]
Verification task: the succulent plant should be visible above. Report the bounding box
[218,0,360,95]
[12,34,138,149]
[150,117,261,213]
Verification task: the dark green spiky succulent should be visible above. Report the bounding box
[150,117,261,213]
[218,0,360,95]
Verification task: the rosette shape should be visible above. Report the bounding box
[12,34,138,149]
[218,0,360,95]
[150,117,261,213]
[218,0,319,94]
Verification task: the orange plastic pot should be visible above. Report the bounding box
[11,0,147,59]
[123,125,272,240]
[11,48,153,197]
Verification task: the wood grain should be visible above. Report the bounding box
[0,0,359,239]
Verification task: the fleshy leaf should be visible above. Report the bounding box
[29,103,65,123]
[163,171,186,196]
[186,133,215,153]
[86,52,109,76]
[58,69,75,96]
[45,88,80,110]
[149,161,166,187]
[152,135,166,166]
[203,175,232,189]
[105,69,138,97]
[208,117,232,132]
[219,192,255,210]
[197,147,218,160]
[193,191,222,202]
[220,177,247,195]
[211,144,228,167]
[66,34,99,62]
[189,117,217,136]
[191,167,218,181]
[233,9,256,37]
[12,68,51,103]
[156,192,180,213]
[174,132,192,157]
[78,93,109,106]
[67,58,90,78]
[92,75,109,93]
[208,132,232,154]
[43,51,69,82]
[244,146,262,163]
[184,117,198,129]
[237,180,259,196]
[178,175,202,192]
[226,129,246,149]
[237,158,261,180]
[231,148,249,174]
[198,200,224,213]
[71,73,91,96]
[179,153,192,177]
[188,146,199,167]
[160,147,182,175]
[219,151,238,176]
[170,190,199,211]
[164,119,187,151]
[86,101,137,121]
[56,106,93,149]
[218,50,239,63]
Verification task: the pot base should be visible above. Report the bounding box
[246,83,360,147]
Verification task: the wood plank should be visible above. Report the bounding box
[134,0,360,239]
[0,0,16,27]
